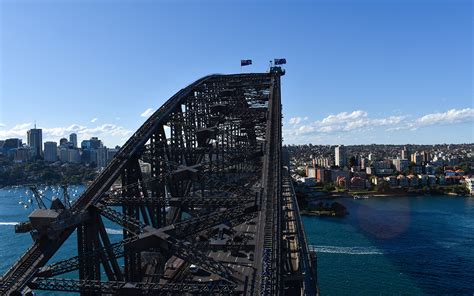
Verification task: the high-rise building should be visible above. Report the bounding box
[90,137,103,149]
[59,147,80,163]
[421,151,431,163]
[44,142,58,162]
[60,138,68,146]
[81,148,98,165]
[107,148,118,162]
[68,149,81,163]
[81,137,103,166]
[81,137,102,150]
[401,146,410,160]
[81,140,90,150]
[393,158,410,172]
[69,133,78,148]
[360,157,369,170]
[3,138,22,151]
[411,152,423,165]
[59,147,69,162]
[335,145,347,168]
[313,157,331,168]
[14,146,31,163]
[97,146,108,168]
[27,126,42,158]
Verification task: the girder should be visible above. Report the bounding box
[36,238,132,278]
[37,204,257,279]
[95,203,146,235]
[169,205,258,239]
[102,195,253,208]
[29,278,237,295]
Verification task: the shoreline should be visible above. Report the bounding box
[0,182,88,189]
[305,191,469,201]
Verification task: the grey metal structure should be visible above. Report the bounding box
[0,68,317,295]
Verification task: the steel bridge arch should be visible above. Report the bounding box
[0,70,317,296]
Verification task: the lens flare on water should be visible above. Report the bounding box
[356,199,411,240]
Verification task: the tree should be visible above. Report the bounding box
[295,169,306,177]
[295,191,309,209]
[349,156,356,168]
[323,183,336,192]
[330,202,348,216]
[41,169,61,183]
[376,180,390,193]
[459,163,470,174]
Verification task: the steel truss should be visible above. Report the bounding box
[0,70,317,296]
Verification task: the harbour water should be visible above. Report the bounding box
[0,186,122,295]
[1,187,473,295]
[303,195,474,295]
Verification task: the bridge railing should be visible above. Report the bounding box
[283,163,318,295]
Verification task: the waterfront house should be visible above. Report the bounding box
[350,176,365,190]
[465,178,474,196]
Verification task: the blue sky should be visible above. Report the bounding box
[0,0,472,147]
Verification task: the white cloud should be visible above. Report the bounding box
[91,118,98,123]
[0,123,32,138]
[415,108,474,126]
[289,116,309,125]
[43,124,87,137]
[298,125,315,133]
[289,117,301,125]
[312,111,403,134]
[141,108,154,117]
[320,110,368,126]
[283,107,474,144]
[0,122,132,146]
[0,123,5,127]
[386,108,474,131]
[83,124,132,137]
[289,117,299,125]
[372,116,406,125]
[283,110,405,139]
[42,124,132,140]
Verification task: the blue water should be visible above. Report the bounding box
[303,196,474,295]
[1,188,473,295]
[0,186,123,295]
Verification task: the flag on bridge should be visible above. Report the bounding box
[274,58,287,65]
[241,59,252,66]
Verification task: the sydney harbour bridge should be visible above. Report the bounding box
[0,68,317,295]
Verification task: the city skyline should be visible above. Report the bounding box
[1,0,472,146]
[0,126,121,167]
[0,129,117,150]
